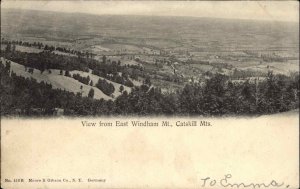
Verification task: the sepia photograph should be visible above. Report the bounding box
[0,1,298,117]
[1,1,299,189]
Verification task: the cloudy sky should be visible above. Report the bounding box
[2,1,299,22]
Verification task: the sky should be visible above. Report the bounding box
[1,1,299,23]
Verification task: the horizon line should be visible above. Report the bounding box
[2,7,299,24]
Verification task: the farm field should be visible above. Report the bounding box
[1,10,299,77]
[239,62,299,75]
[1,8,299,98]
[15,45,43,53]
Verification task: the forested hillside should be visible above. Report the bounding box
[1,57,298,116]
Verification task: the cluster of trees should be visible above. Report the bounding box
[1,54,299,116]
[45,45,94,58]
[73,73,91,85]
[43,45,56,51]
[1,50,90,72]
[2,39,44,49]
[64,70,71,77]
[0,62,116,116]
[210,62,234,70]
[261,54,286,62]
[186,59,209,65]
[1,46,141,87]
[113,74,134,87]
[1,62,59,115]
[113,72,299,115]
[2,38,92,57]
[91,59,134,87]
[2,39,167,90]
[95,78,115,96]
[232,68,267,79]
[4,43,17,53]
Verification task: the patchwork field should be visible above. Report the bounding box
[16,45,43,53]
[1,9,298,93]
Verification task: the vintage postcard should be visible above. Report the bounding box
[1,1,299,189]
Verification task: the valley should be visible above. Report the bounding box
[1,8,299,116]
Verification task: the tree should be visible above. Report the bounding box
[179,83,203,115]
[88,88,94,98]
[202,73,227,115]
[130,69,139,80]
[44,45,49,51]
[264,71,281,113]
[96,78,115,96]
[28,68,34,74]
[240,80,256,113]
[90,80,93,86]
[5,43,11,52]
[65,70,70,77]
[5,61,11,74]
[102,55,107,64]
[60,70,63,75]
[119,85,124,93]
[12,44,16,52]
[40,62,45,74]
[144,76,151,86]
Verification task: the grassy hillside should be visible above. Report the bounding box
[70,70,131,97]
[1,58,115,100]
